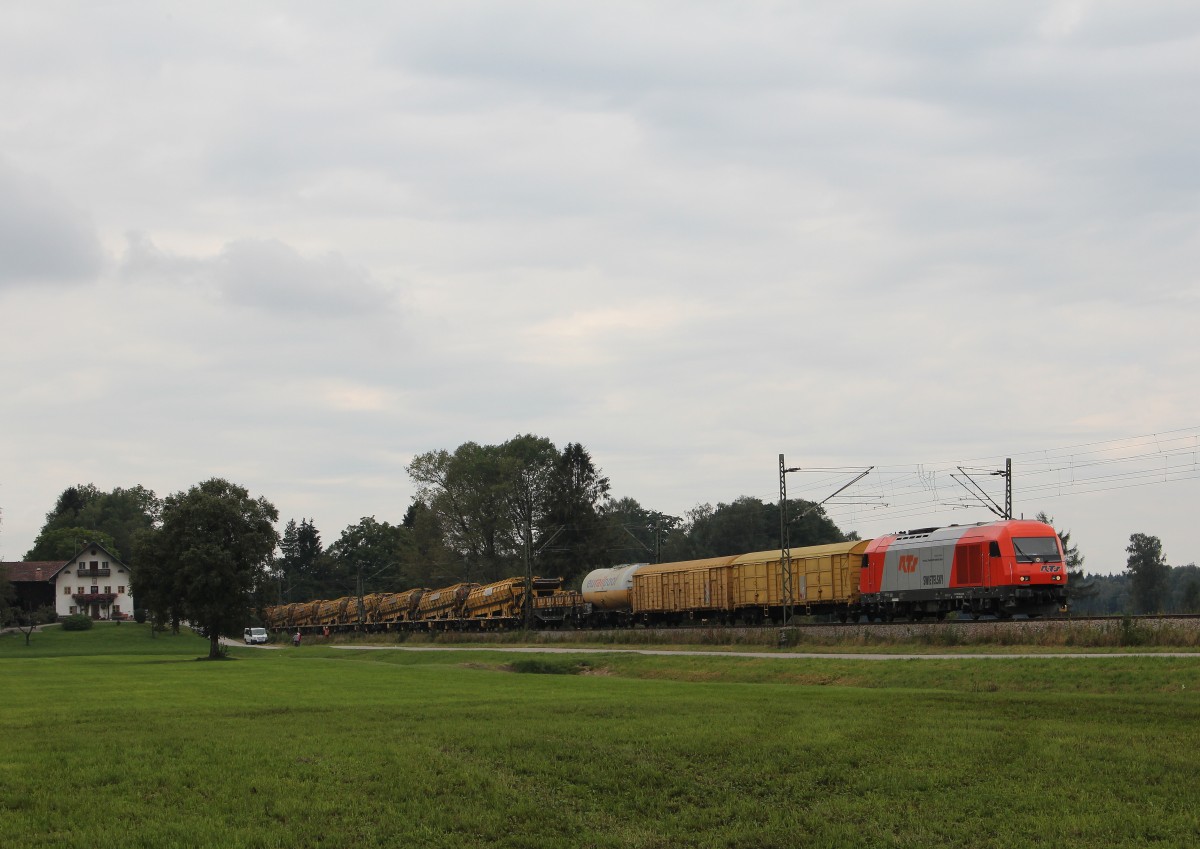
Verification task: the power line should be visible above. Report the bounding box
[780,425,1200,532]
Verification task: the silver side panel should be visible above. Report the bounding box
[879,526,976,594]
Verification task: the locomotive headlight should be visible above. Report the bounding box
[1020,576,1031,583]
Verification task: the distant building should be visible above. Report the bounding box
[3,541,134,620]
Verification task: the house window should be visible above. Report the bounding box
[91,586,99,594]
[113,605,121,614]
[118,586,126,594]
[64,586,71,595]
[91,561,98,569]
[69,606,77,615]
[104,586,111,594]
[78,586,84,594]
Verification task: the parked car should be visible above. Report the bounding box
[243,627,269,645]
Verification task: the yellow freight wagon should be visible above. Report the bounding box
[462,577,526,623]
[263,604,288,630]
[293,600,321,628]
[416,582,478,624]
[374,589,425,625]
[359,593,384,624]
[631,556,739,623]
[462,577,564,626]
[729,540,868,621]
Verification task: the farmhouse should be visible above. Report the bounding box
[4,541,134,621]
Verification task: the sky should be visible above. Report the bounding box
[2,1,1198,575]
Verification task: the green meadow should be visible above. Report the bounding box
[3,625,1199,849]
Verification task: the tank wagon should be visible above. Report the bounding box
[262,520,1067,632]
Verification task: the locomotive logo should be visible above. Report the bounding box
[1040,563,1062,573]
[898,554,920,573]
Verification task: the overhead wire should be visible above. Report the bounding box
[776,425,1200,533]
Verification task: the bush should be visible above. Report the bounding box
[510,658,592,675]
[134,608,147,624]
[61,614,94,632]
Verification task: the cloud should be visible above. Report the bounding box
[0,161,104,288]
[120,234,396,317]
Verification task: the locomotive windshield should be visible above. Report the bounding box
[1012,537,1062,563]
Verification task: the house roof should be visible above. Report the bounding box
[66,539,127,569]
[2,561,70,583]
[3,540,130,584]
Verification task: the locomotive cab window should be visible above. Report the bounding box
[1012,537,1062,563]
[989,542,1002,558]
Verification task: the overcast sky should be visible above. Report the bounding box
[2,2,1198,575]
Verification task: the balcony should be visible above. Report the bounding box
[73,592,117,606]
[75,568,111,578]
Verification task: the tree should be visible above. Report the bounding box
[1,563,17,627]
[407,436,617,584]
[660,496,845,561]
[1181,572,1200,614]
[408,442,510,579]
[402,501,456,585]
[26,484,160,562]
[537,443,612,582]
[597,497,681,568]
[135,479,279,659]
[11,606,56,647]
[499,434,561,591]
[25,527,120,562]
[1126,533,1170,614]
[325,517,417,618]
[274,518,326,601]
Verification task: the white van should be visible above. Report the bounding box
[243,627,269,645]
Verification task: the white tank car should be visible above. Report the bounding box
[581,563,648,611]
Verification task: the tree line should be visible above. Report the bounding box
[4,434,848,654]
[7,436,1192,652]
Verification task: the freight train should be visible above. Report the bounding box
[262,518,1069,632]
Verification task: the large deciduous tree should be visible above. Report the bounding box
[1126,533,1170,614]
[136,479,279,659]
[408,442,508,579]
[407,436,614,583]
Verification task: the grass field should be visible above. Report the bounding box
[4,624,1200,848]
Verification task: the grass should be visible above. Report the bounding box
[4,624,1200,848]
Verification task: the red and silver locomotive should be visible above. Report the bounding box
[860,519,1068,620]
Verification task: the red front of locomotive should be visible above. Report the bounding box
[987,519,1069,598]
[860,519,1068,619]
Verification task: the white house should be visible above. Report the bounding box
[54,541,134,620]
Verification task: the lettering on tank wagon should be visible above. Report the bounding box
[588,575,620,590]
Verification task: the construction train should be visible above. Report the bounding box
[262,518,1069,632]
